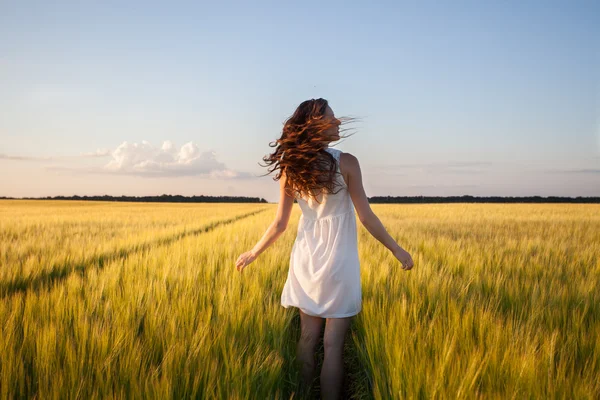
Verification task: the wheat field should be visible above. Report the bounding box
[0,200,598,399]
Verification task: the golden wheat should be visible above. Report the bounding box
[0,200,598,399]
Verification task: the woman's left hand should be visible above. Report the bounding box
[235,250,257,273]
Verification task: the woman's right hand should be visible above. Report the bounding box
[392,246,414,270]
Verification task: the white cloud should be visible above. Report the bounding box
[99,140,248,178]
[1,140,253,179]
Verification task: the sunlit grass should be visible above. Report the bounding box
[0,201,598,398]
[0,201,267,296]
[355,204,600,399]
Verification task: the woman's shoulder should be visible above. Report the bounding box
[339,152,359,172]
[325,148,359,165]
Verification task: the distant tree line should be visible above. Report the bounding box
[0,195,598,204]
[368,195,600,204]
[0,194,268,203]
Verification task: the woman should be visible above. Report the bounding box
[235,98,414,399]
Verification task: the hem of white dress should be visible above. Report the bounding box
[281,304,362,318]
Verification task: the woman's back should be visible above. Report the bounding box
[295,147,355,221]
[282,146,362,318]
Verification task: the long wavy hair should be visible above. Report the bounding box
[259,98,357,203]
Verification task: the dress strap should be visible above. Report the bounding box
[325,147,342,161]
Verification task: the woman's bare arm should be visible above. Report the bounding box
[342,153,399,251]
[341,152,414,269]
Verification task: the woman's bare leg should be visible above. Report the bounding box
[321,316,352,400]
[297,309,324,393]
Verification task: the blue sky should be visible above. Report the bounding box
[1,0,599,202]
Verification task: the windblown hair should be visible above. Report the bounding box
[259,98,357,203]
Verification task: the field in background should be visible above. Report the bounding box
[1,200,598,399]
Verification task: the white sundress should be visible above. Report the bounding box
[280,146,362,318]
